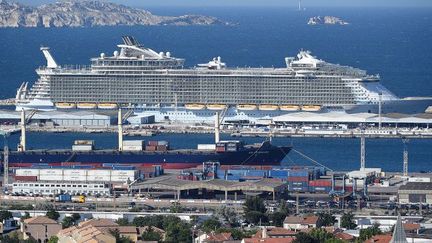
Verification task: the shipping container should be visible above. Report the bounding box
[122,145,144,151]
[197,144,216,150]
[215,147,225,152]
[309,180,332,187]
[72,144,93,151]
[157,145,168,151]
[63,170,87,176]
[74,140,94,145]
[147,141,158,146]
[289,170,309,177]
[91,175,112,181]
[87,170,111,176]
[123,140,145,146]
[14,176,38,182]
[16,169,39,177]
[39,169,63,176]
[287,176,309,182]
[63,175,87,181]
[146,145,157,151]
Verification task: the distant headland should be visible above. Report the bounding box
[0,0,228,28]
[307,16,349,25]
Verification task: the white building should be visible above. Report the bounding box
[12,181,110,196]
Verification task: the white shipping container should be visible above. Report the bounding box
[72,145,93,151]
[39,169,63,176]
[111,176,135,182]
[87,170,111,176]
[408,177,431,183]
[90,175,112,181]
[38,175,61,181]
[123,140,144,146]
[16,169,40,177]
[197,144,216,150]
[111,170,136,177]
[63,175,87,181]
[122,145,144,151]
[63,169,87,176]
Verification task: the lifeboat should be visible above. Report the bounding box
[185,104,206,110]
[237,104,257,110]
[280,105,300,111]
[97,103,118,109]
[301,105,321,112]
[55,102,76,109]
[77,103,97,109]
[206,104,227,110]
[258,104,279,111]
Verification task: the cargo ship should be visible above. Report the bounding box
[15,36,432,123]
[3,140,291,169]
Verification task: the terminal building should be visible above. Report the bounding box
[398,182,432,204]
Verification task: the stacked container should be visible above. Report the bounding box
[309,179,332,193]
[288,169,310,192]
[122,140,144,151]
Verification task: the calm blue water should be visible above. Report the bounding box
[0,7,431,172]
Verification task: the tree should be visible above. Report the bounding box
[48,235,59,243]
[62,216,75,229]
[317,212,336,228]
[71,213,81,222]
[340,212,357,230]
[216,206,239,227]
[141,227,162,242]
[202,217,222,233]
[169,201,184,213]
[244,196,266,214]
[292,229,337,243]
[116,217,130,226]
[278,200,290,215]
[216,228,257,240]
[245,211,268,225]
[292,232,316,243]
[164,220,192,243]
[309,228,335,243]
[46,209,60,221]
[0,210,13,222]
[269,211,286,227]
[358,223,382,242]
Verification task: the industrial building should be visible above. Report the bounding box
[398,182,432,204]
[0,110,116,126]
[12,181,110,196]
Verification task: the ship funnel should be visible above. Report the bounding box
[118,108,123,151]
[215,112,220,144]
[40,47,58,69]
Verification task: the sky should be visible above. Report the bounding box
[12,0,432,8]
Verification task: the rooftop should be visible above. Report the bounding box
[24,216,58,225]
[399,182,432,191]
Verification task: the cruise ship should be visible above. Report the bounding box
[15,36,432,123]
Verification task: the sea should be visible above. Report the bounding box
[0,6,431,172]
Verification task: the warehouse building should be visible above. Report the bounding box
[398,182,432,204]
[12,181,110,196]
[0,110,115,126]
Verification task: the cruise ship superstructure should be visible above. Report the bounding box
[15,36,432,123]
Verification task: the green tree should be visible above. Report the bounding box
[164,220,192,243]
[292,232,316,243]
[340,212,357,230]
[71,213,81,222]
[245,211,268,225]
[116,217,130,226]
[317,212,336,228]
[62,216,75,229]
[141,227,162,242]
[244,196,266,214]
[309,228,335,242]
[46,209,60,221]
[202,217,222,233]
[269,211,286,227]
[48,235,59,243]
[324,239,346,243]
[216,206,239,227]
[0,210,13,222]
[278,200,290,215]
[358,223,382,242]
[169,201,184,213]
[216,228,256,240]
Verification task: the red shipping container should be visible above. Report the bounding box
[216,147,225,152]
[309,180,332,187]
[14,176,38,182]
[146,146,157,151]
[288,176,309,182]
[157,145,168,151]
[148,141,158,146]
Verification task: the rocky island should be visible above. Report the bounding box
[307,16,349,25]
[0,0,227,27]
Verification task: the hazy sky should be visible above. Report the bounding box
[14,0,432,8]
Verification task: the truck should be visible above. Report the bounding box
[55,194,85,203]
